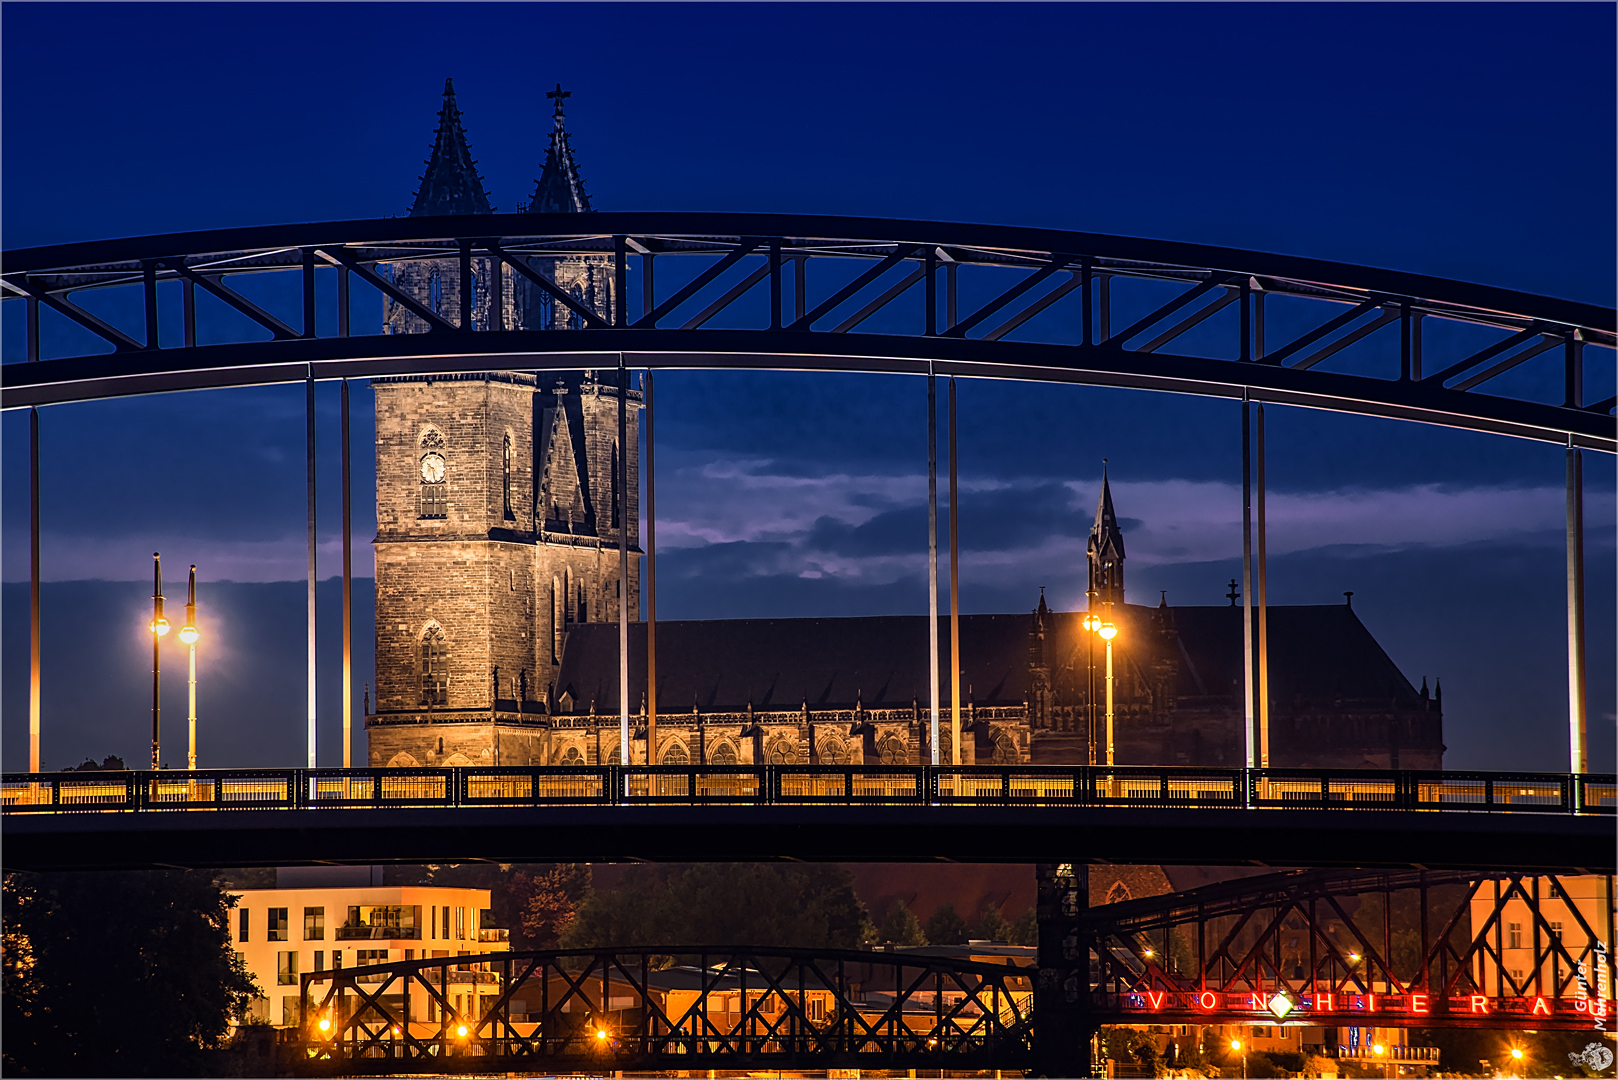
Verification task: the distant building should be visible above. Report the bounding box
[231,868,507,1028]
[365,83,1442,772]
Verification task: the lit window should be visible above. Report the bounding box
[268,907,289,942]
[278,950,299,985]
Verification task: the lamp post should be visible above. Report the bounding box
[149,553,170,770]
[1099,617,1117,766]
[179,565,200,770]
[1082,593,1098,765]
[1230,1037,1246,1079]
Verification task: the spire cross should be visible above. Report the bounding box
[547,83,571,115]
[1226,578,1241,606]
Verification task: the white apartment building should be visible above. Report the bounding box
[231,868,508,1027]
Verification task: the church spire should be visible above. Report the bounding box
[409,79,494,217]
[528,84,594,214]
[1087,460,1126,608]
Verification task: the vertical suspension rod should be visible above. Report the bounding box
[306,370,318,768]
[618,355,631,768]
[948,377,961,765]
[646,370,657,763]
[1257,402,1270,769]
[29,405,41,773]
[927,365,940,764]
[1241,391,1255,771]
[341,378,353,769]
[1567,438,1586,773]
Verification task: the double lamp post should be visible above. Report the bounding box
[149,553,201,771]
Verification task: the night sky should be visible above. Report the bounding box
[2,3,1612,773]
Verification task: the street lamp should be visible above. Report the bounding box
[149,553,170,770]
[179,565,200,770]
[1230,1037,1246,1079]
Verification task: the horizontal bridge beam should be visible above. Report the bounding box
[2,328,1610,450]
[3,801,1607,872]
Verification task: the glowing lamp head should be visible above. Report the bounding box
[1083,614,1098,632]
[596,1028,609,1042]
[392,1026,400,1035]
[317,1017,331,1033]
[1510,1048,1523,1060]
[1373,1044,1385,1056]
[456,1024,468,1038]
[179,624,199,645]
[1142,948,1154,957]
[150,616,171,637]
[1348,952,1361,962]
[1230,1039,1241,1052]
[1099,622,1117,641]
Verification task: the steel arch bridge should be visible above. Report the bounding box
[1,212,1613,449]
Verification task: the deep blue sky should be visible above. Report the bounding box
[2,3,1613,772]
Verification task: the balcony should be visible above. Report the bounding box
[478,928,509,943]
[335,925,421,940]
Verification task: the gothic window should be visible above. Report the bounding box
[610,442,621,530]
[502,434,514,520]
[661,741,690,765]
[708,741,738,765]
[766,737,798,764]
[606,744,622,766]
[558,746,584,766]
[877,733,907,764]
[420,626,448,706]
[991,732,1018,764]
[1105,881,1133,905]
[818,735,850,765]
[419,430,447,519]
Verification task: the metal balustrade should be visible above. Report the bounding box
[2,765,1610,815]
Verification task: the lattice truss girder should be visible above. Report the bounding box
[1083,868,1616,1022]
[5,217,1612,422]
[296,946,1035,1070]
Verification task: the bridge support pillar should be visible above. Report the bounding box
[1036,862,1096,1077]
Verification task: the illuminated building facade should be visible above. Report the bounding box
[231,871,507,1028]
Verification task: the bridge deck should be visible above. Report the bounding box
[3,766,1611,872]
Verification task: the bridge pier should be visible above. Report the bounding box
[1036,861,1097,1077]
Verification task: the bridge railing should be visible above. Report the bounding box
[3,765,1611,815]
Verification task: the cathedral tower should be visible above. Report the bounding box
[1087,464,1125,609]
[367,83,639,769]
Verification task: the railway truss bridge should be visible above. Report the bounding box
[285,867,1613,1075]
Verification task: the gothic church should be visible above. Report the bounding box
[365,82,1444,772]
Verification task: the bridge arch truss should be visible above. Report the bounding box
[2,213,1612,449]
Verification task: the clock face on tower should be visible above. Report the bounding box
[420,452,446,483]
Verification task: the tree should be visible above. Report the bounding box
[508,864,592,949]
[3,870,257,1077]
[561,863,875,951]
[1008,906,1038,946]
[877,901,927,946]
[924,902,967,945]
[969,902,1012,942]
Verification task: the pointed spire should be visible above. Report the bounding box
[409,79,494,217]
[528,84,594,214]
[1089,460,1126,562]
